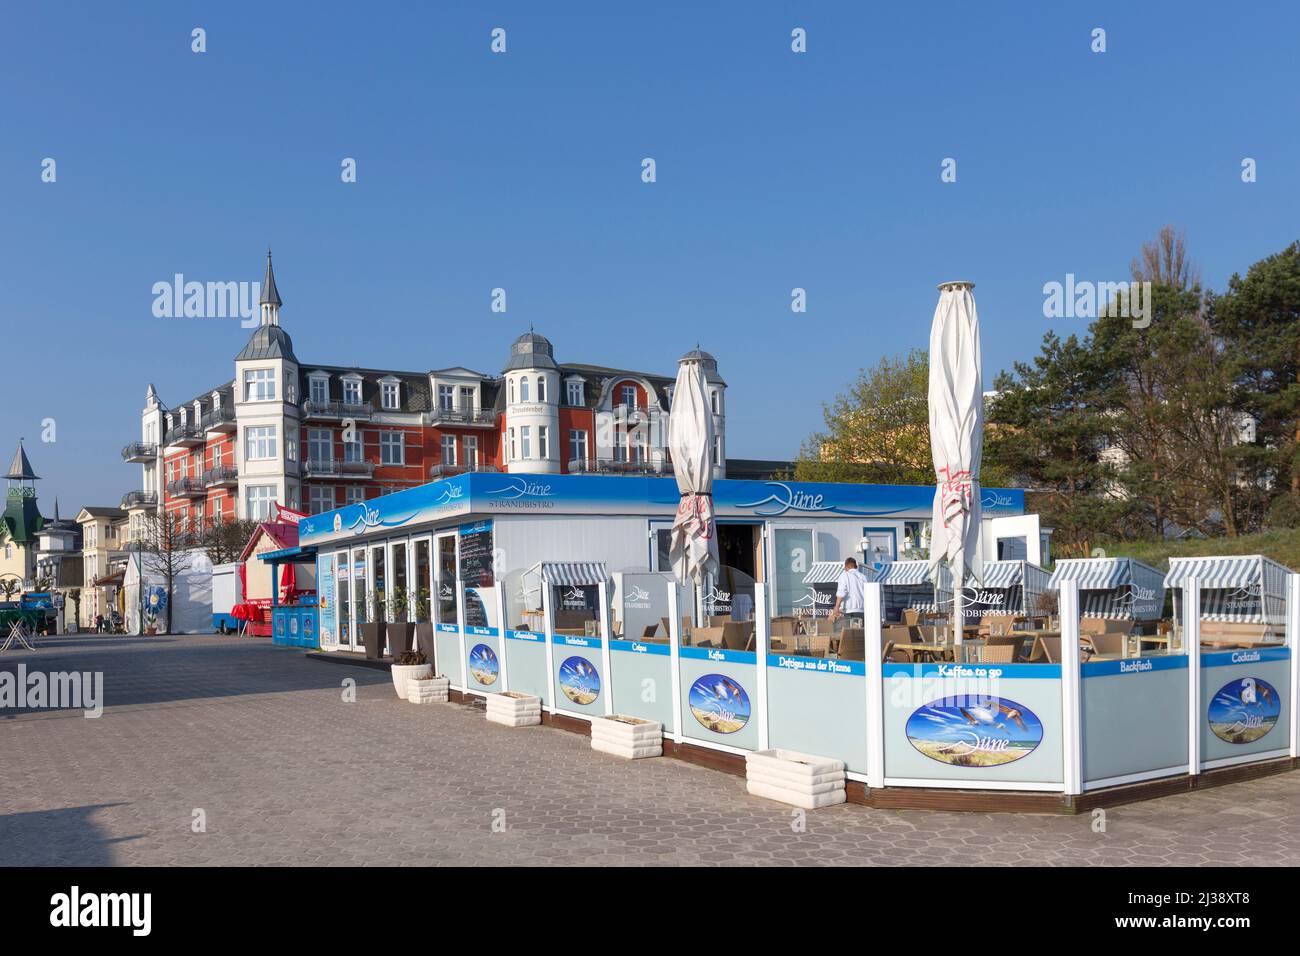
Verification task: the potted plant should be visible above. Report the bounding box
[413,586,436,665]
[387,584,414,658]
[361,592,387,660]
[391,649,433,700]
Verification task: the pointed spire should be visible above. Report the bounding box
[260,248,282,309]
[53,498,60,522]
[5,438,38,481]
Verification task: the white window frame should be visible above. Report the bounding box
[538,425,549,460]
[245,485,276,520]
[379,431,405,466]
[521,425,531,459]
[569,429,587,464]
[463,435,478,467]
[566,380,583,406]
[520,377,530,402]
[243,368,277,402]
[245,425,278,461]
[537,376,547,403]
[308,428,332,463]
[342,377,362,406]
[441,435,456,466]
[381,381,400,410]
[309,376,329,404]
[621,384,637,409]
[438,384,455,410]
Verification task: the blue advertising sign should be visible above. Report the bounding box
[1208,677,1281,745]
[298,474,1026,546]
[905,695,1045,767]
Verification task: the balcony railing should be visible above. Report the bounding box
[121,441,158,463]
[203,465,239,487]
[428,461,501,479]
[202,406,236,433]
[429,407,497,428]
[568,457,670,476]
[164,424,205,448]
[302,400,372,421]
[167,477,207,498]
[303,458,375,479]
[120,490,158,510]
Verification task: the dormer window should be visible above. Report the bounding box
[620,384,637,409]
[438,385,454,410]
[342,378,362,406]
[381,381,400,410]
[566,380,583,406]
[309,376,328,404]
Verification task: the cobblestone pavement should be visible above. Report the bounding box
[2,634,1297,866]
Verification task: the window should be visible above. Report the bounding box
[245,426,277,461]
[309,377,328,404]
[285,436,298,463]
[344,486,365,505]
[538,425,549,460]
[308,428,332,463]
[309,486,335,515]
[537,377,547,402]
[380,431,404,465]
[243,368,276,402]
[613,428,627,463]
[459,386,474,410]
[710,390,719,414]
[509,379,516,404]
[381,382,400,410]
[520,377,530,402]
[245,485,275,520]
[509,428,516,461]
[521,425,531,458]
[620,384,637,409]
[569,429,587,464]
[285,374,297,404]
[438,384,454,410]
[343,433,364,463]
[463,436,478,467]
[342,378,362,406]
[714,436,723,462]
[566,380,583,406]
[441,435,456,466]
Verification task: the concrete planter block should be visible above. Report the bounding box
[744,749,846,809]
[408,676,450,705]
[486,692,541,727]
[590,715,663,747]
[745,778,847,810]
[591,737,663,760]
[390,663,433,700]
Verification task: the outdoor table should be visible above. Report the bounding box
[1,618,35,653]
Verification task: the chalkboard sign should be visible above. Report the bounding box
[458,520,495,588]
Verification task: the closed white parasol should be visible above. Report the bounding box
[928,281,984,617]
[667,355,719,587]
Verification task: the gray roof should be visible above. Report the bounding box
[236,324,297,362]
[260,251,282,307]
[503,330,559,372]
[678,348,725,384]
[79,506,127,520]
[5,441,38,480]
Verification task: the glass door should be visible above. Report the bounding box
[350,547,367,650]
[767,524,816,618]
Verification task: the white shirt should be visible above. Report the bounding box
[835,567,870,614]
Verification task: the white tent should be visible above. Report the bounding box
[123,548,214,634]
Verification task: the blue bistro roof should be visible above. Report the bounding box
[298,473,1025,548]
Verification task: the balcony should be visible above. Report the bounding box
[428,461,501,479]
[203,465,239,488]
[302,400,372,422]
[568,457,670,476]
[120,490,158,510]
[164,424,205,450]
[303,458,375,480]
[202,405,236,435]
[121,441,157,463]
[429,407,497,428]
[167,477,207,498]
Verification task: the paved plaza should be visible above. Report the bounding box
[1,634,1297,866]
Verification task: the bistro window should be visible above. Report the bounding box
[381,382,400,410]
[342,378,362,406]
[441,435,456,466]
[243,368,276,402]
[380,431,404,465]
[245,425,277,461]
[245,485,275,520]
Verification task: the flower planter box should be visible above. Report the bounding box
[408,675,450,704]
[485,691,541,727]
[590,715,663,759]
[391,662,433,700]
[361,622,387,660]
[744,748,847,810]
[387,622,415,658]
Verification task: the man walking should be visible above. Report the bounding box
[830,557,871,629]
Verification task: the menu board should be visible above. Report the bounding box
[458,520,495,588]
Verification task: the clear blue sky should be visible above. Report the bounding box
[2,1,1298,511]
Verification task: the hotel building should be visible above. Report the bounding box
[123,253,729,525]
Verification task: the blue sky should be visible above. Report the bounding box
[3,1,1298,510]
